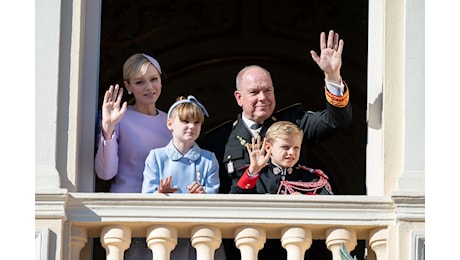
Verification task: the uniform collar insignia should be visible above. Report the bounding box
[272,166,293,175]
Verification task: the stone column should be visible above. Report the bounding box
[369,228,387,260]
[146,225,178,260]
[70,226,88,260]
[234,226,266,260]
[100,225,131,260]
[326,227,357,260]
[191,226,222,260]
[35,0,64,191]
[281,227,312,260]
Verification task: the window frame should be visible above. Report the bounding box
[78,0,386,195]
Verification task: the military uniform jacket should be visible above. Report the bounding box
[200,84,352,194]
[221,100,351,192]
[229,161,333,195]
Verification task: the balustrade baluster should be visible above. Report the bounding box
[369,228,387,260]
[281,226,312,260]
[146,225,178,260]
[70,226,87,260]
[100,225,131,260]
[326,227,357,260]
[191,226,222,260]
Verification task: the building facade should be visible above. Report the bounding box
[35,0,425,259]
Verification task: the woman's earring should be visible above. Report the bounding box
[128,91,132,95]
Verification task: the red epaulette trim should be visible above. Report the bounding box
[297,165,329,179]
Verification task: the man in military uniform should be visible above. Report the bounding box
[205,29,351,194]
[201,29,352,260]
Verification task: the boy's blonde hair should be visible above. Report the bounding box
[265,121,303,143]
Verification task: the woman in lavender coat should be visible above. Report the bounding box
[94,53,172,259]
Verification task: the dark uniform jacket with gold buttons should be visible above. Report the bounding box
[200,86,352,194]
[229,161,333,195]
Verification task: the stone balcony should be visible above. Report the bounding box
[36,192,424,260]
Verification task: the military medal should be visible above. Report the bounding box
[226,155,234,174]
[227,161,234,174]
[236,135,247,147]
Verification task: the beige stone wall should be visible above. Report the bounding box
[35,0,425,259]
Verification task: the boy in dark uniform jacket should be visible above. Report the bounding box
[230,121,334,259]
[229,121,333,195]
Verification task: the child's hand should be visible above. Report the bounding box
[158,176,178,193]
[246,136,270,174]
[188,181,206,194]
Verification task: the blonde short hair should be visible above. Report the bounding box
[265,121,303,144]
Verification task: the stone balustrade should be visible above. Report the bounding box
[36,192,422,260]
[71,224,387,260]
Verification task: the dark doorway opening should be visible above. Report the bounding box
[95,1,368,257]
[97,0,368,196]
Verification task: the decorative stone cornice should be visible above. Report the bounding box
[391,191,425,222]
[35,189,69,219]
